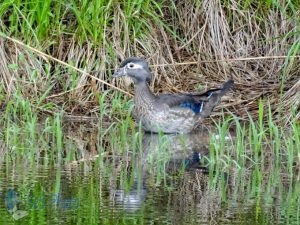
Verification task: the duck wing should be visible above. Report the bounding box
[156,80,234,115]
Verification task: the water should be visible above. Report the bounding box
[0,124,299,225]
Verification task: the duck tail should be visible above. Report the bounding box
[199,80,234,118]
[219,79,234,96]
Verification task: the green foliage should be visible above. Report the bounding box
[208,101,299,187]
[0,0,168,45]
[0,2,299,224]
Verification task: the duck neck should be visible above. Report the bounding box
[134,81,156,105]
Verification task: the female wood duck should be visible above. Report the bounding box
[113,57,234,134]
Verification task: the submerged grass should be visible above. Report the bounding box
[0,95,299,224]
[2,95,298,180]
[207,100,299,195]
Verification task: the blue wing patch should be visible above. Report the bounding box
[180,101,204,113]
[179,92,214,113]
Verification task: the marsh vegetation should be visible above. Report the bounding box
[0,0,299,224]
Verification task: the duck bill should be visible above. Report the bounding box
[112,67,126,78]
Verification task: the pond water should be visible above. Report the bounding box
[0,124,299,225]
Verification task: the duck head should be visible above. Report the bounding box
[113,57,152,84]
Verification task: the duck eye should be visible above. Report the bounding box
[128,63,134,68]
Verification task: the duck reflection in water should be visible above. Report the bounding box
[111,129,212,212]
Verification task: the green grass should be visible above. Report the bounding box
[0,2,299,223]
[207,101,299,195]
[0,78,298,184]
[2,95,299,188]
[0,0,168,45]
[0,95,299,224]
[0,0,299,123]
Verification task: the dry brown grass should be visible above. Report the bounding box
[0,0,299,122]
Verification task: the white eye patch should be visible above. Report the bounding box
[127,63,144,69]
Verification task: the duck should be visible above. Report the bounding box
[113,57,234,134]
